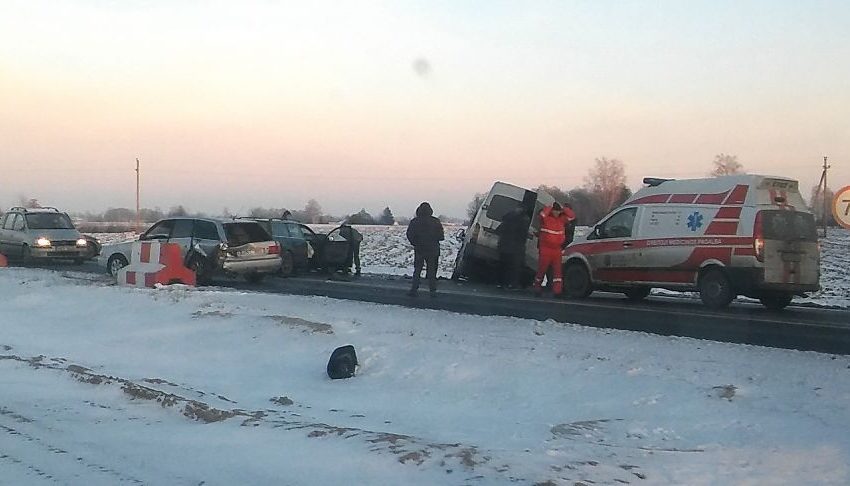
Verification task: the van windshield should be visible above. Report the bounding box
[25,213,75,230]
[223,222,271,246]
[761,210,817,241]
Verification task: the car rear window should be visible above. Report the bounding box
[25,213,75,229]
[761,210,817,241]
[223,222,272,246]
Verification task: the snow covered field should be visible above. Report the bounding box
[2,267,850,485]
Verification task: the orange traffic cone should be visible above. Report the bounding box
[0,253,7,267]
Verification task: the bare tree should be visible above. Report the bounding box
[304,199,322,223]
[710,153,745,177]
[584,157,629,213]
[465,192,487,224]
[810,185,835,226]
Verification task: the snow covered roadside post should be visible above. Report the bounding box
[116,240,196,287]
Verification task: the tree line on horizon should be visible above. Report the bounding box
[464,154,841,227]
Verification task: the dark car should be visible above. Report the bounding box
[247,218,350,275]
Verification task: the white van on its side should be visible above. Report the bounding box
[562,175,820,310]
[451,182,555,283]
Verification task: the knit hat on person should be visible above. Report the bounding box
[552,202,562,211]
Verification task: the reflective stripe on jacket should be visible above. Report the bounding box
[538,206,576,249]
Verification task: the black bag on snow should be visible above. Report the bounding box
[327,345,358,379]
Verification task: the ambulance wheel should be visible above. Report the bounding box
[563,262,592,298]
[698,269,735,309]
[758,292,793,311]
[107,254,129,276]
[624,287,651,301]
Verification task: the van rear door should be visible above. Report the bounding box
[756,210,819,286]
[473,183,535,261]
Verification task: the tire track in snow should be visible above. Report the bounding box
[1,349,642,485]
[0,407,144,485]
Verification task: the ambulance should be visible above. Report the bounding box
[562,175,820,310]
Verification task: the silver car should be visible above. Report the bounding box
[102,217,282,284]
[0,207,90,263]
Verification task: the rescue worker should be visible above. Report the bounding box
[406,202,444,297]
[533,201,576,297]
[339,222,363,276]
[496,206,531,289]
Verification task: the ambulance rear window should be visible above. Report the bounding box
[761,211,817,241]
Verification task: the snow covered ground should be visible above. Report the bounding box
[2,267,850,485]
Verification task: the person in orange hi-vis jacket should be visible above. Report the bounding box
[533,202,576,296]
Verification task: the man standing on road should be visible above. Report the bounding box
[406,202,444,297]
[533,202,576,297]
[496,206,531,289]
[340,222,363,276]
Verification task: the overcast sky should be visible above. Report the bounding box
[1,0,849,218]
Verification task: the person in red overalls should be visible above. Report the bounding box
[533,202,576,296]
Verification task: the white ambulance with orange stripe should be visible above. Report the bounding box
[562,175,820,310]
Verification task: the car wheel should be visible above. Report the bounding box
[758,292,793,311]
[280,251,295,277]
[698,268,735,309]
[563,262,593,298]
[107,254,129,276]
[188,255,212,285]
[245,273,265,284]
[624,287,651,301]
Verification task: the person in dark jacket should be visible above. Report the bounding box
[406,202,444,297]
[496,206,531,289]
[340,222,363,276]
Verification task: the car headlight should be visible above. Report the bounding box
[36,237,51,247]
[76,238,88,247]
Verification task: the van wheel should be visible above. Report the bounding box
[759,292,793,311]
[698,269,735,309]
[280,251,295,277]
[563,262,592,298]
[107,254,129,276]
[624,287,651,301]
[451,244,470,281]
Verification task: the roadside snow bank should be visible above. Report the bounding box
[1,267,849,485]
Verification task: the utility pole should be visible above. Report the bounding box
[814,156,830,238]
[135,157,141,233]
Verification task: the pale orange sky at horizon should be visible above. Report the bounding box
[2,0,848,218]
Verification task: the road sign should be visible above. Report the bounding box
[833,186,850,230]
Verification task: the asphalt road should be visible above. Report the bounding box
[34,260,850,355]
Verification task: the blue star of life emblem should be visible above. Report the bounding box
[687,211,703,232]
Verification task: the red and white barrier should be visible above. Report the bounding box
[116,241,196,287]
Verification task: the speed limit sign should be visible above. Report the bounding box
[833,186,850,230]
